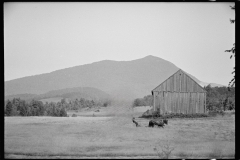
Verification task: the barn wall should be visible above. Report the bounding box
[152,69,206,114]
[153,91,206,114]
[153,70,206,93]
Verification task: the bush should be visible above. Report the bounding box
[72,114,77,117]
[102,99,111,107]
[103,102,108,107]
[140,112,209,119]
[140,108,161,118]
[152,110,161,117]
[133,95,153,107]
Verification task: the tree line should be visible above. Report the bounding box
[133,95,153,107]
[204,85,235,111]
[4,97,111,117]
[133,85,235,112]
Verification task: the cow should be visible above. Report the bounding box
[148,119,168,128]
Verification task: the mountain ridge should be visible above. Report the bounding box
[5,55,225,100]
[5,87,111,102]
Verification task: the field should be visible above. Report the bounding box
[4,103,235,159]
[39,97,65,103]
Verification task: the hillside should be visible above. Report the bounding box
[40,87,111,101]
[5,55,224,100]
[4,94,37,102]
[5,87,111,102]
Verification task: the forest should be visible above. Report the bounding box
[4,85,234,117]
[4,98,111,117]
[133,85,235,112]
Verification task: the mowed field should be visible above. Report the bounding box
[4,103,235,159]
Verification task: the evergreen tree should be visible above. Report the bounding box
[19,100,29,116]
[5,100,13,116]
[59,107,67,117]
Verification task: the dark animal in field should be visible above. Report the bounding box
[148,120,155,127]
[132,117,140,127]
[148,119,168,128]
[148,120,164,128]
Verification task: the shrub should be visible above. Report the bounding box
[208,110,225,117]
[140,112,209,119]
[152,110,161,118]
[103,99,111,107]
[154,141,175,159]
[133,95,153,107]
[72,114,77,117]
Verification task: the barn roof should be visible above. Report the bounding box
[151,69,207,94]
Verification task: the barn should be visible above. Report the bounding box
[151,69,207,114]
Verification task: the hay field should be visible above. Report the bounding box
[4,103,235,159]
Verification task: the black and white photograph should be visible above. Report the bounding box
[4,2,235,159]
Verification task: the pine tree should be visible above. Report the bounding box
[59,107,67,117]
[5,100,13,116]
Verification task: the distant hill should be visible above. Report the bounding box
[5,87,111,102]
[198,81,226,88]
[40,87,111,101]
[4,93,37,102]
[208,83,227,87]
[5,55,225,100]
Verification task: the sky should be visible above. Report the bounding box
[4,2,235,86]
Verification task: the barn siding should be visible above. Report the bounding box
[152,69,206,114]
[154,92,156,111]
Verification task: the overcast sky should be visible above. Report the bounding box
[4,2,235,85]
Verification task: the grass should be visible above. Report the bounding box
[153,140,175,159]
[4,103,235,159]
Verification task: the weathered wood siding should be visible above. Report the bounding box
[153,91,206,114]
[152,69,206,114]
[153,70,206,93]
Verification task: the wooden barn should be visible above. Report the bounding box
[152,69,207,114]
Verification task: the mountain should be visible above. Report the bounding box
[40,87,111,101]
[206,83,226,87]
[198,81,227,88]
[5,55,225,100]
[4,93,37,101]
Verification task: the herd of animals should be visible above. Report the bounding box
[132,117,168,128]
